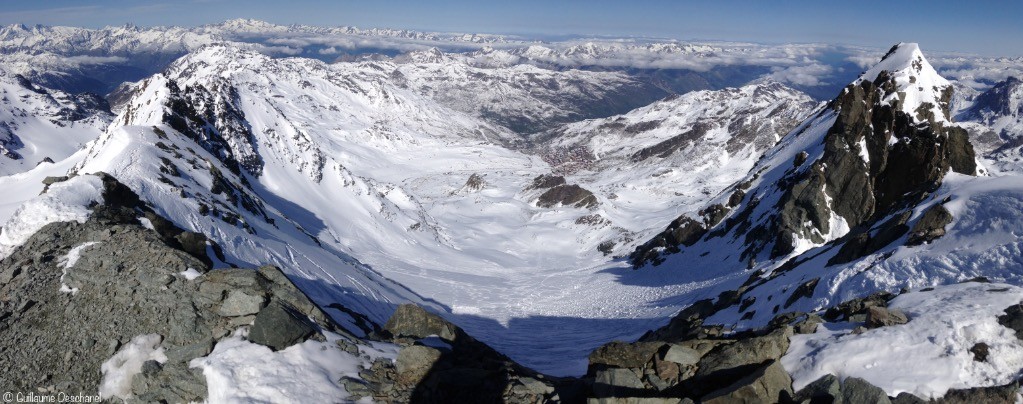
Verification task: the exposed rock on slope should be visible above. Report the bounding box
[0,173,365,401]
[632,43,976,268]
[536,81,818,174]
[536,82,819,258]
[962,76,1023,169]
[353,304,580,403]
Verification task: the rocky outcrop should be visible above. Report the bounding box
[629,44,976,269]
[629,172,760,268]
[528,174,568,190]
[354,303,577,403]
[766,66,975,258]
[585,317,797,402]
[997,303,1023,340]
[462,173,486,191]
[0,174,343,401]
[149,77,263,176]
[537,184,599,209]
[701,360,792,404]
[906,204,954,246]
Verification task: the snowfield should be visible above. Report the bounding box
[784,283,1023,399]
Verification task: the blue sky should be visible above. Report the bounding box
[1,0,1020,57]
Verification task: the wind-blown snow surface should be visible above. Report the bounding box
[100,334,168,400]
[0,174,103,258]
[783,283,1023,399]
[191,328,397,403]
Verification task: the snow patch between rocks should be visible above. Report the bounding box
[57,241,100,294]
[782,283,1023,399]
[190,328,398,403]
[99,334,168,400]
[180,267,203,281]
[138,217,155,230]
[0,175,103,259]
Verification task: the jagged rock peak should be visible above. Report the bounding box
[854,42,954,123]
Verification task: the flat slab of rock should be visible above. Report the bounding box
[395,345,442,386]
[593,368,646,397]
[662,344,701,366]
[793,374,840,403]
[866,306,908,328]
[696,327,792,378]
[217,290,266,317]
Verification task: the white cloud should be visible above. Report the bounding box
[765,63,833,87]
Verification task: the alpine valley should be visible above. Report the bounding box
[1,19,1023,404]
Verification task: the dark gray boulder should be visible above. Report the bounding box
[997,303,1023,340]
[907,205,953,246]
[248,300,318,351]
[536,184,599,209]
[700,360,793,404]
[842,377,891,404]
[793,374,842,404]
[823,291,895,321]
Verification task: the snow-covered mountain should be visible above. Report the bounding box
[0,41,837,378]
[80,46,740,373]
[369,48,664,134]
[533,82,820,254]
[960,77,1023,168]
[619,42,1023,399]
[0,45,655,375]
[0,70,110,175]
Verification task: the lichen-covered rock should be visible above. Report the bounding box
[384,304,460,341]
[395,345,443,385]
[589,341,665,370]
[695,327,793,380]
[865,306,909,328]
